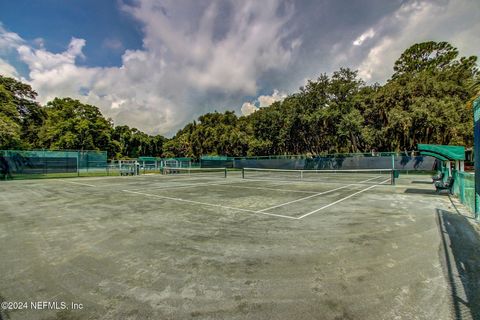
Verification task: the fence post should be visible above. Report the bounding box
[473,97,480,220]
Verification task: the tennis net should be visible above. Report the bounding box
[241,168,396,185]
[161,167,227,178]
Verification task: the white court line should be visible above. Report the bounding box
[257,184,355,212]
[58,179,96,187]
[126,174,360,194]
[122,190,298,220]
[133,180,319,194]
[212,184,319,194]
[257,176,382,213]
[297,178,391,219]
[93,176,229,188]
[127,180,233,192]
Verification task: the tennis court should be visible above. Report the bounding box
[0,169,479,319]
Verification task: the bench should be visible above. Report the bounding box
[432,172,444,183]
[120,167,136,176]
[435,177,454,194]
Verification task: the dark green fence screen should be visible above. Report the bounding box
[0,150,107,180]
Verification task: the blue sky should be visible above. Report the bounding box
[1,0,479,136]
[0,0,142,67]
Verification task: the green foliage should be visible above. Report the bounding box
[0,41,478,158]
[112,125,165,158]
[38,98,113,151]
[393,41,459,77]
[163,111,249,159]
[0,76,44,149]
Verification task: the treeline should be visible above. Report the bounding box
[0,41,478,159]
[0,78,166,158]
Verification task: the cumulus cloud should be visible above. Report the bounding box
[0,24,23,52]
[352,0,480,83]
[0,0,299,135]
[0,58,18,78]
[241,89,287,116]
[0,24,23,77]
[123,0,297,94]
[241,102,258,116]
[1,0,479,134]
[258,89,287,108]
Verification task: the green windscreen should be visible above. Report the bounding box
[0,150,107,180]
[452,170,475,214]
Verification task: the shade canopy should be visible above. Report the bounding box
[417,144,465,161]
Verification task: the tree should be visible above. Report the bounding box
[393,41,459,77]
[39,98,113,151]
[373,41,478,150]
[0,84,22,148]
[0,75,45,148]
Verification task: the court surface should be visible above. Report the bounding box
[1,171,479,320]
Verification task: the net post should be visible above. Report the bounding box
[224,168,227,178]
[242,168,245,179]
[391,170,395,185]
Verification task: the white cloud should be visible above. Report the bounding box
[17,37,86,72]
[123,0,297,95]
[353,28,375,46]
[3,0,478,135]
[258,89,287,108]
[0,24,23,53]
[241,89,287,116]
[241,102,258,116]
[0,1,299,135]
[353,0,480,83]
[0,24,23,78]
[0,58,18,78]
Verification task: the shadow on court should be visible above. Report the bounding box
[404,188,444,196]
[410,180,433,185]
[437,208,480,320]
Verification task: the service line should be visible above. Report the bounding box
[297,178,391,219]
[258,175,382,213]
[122,189,298,220]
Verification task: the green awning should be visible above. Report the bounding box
[138,156,157,162]
[419,151,448,161]
[417,144,465,161]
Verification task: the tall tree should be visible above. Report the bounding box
[0,84,22,148]
[373,41,478,150]
[39,98,113,151]
[0,75,45,148]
